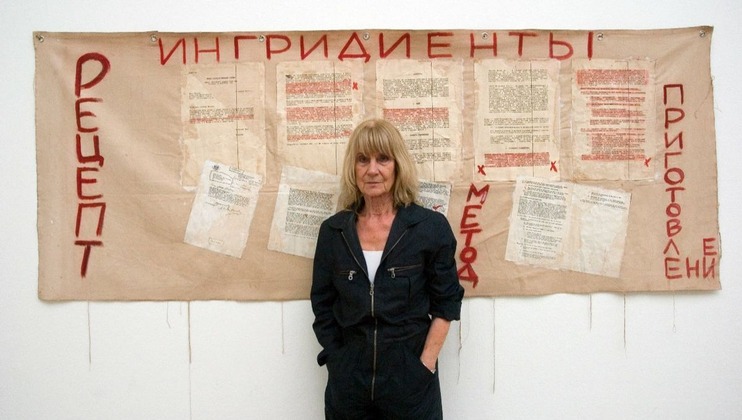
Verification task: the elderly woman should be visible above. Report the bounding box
[311,119,464,419]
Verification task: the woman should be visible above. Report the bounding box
[311,119,464,419]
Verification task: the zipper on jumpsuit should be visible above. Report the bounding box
[340,229,408,402]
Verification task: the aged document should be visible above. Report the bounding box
[268,166,341,259]
[418,180,452,216]
[184,160,263,258]
[506,176,631,277]
[473,59,560,181]
[376,59,464,182]
[180,63,266,188]
[571,58,656,180]
[276,61,364,175]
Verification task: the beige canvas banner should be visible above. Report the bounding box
[34,27,720,301]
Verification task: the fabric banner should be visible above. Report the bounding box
[34,27,720,300]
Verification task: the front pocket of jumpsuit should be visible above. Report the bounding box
[325,341,368,413]
[400,346,436,400]
[325,344,349,371]
[383,264,423,317]
[332,269,369,323]
[325,344,358,385]
[386,264,423,280]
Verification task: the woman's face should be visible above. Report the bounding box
[355,151,395,200]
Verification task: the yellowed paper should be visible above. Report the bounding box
[375,59,464,182]
[418,180,452,216]
[184,160,263,258]
[268,166,341,259]
[563,185,632,276]
[571,58,657,180]
[505,176,630,277]
[473,59,561,181]
[276,61,365,175]
[181,63,266,187]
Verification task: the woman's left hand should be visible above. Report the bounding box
[420,356,437,373]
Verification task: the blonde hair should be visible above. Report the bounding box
[340,119,418,210]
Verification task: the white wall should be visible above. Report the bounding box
[2,1,741,419]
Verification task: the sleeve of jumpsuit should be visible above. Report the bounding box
[310,221,343,367]
[426,212,465,321]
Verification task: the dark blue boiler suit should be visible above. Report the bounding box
[311,203,464,419]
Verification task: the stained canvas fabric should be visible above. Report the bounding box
[34,27,720,301]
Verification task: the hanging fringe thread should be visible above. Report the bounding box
[281,302,286,354]
[188,302,193,420]
[623,294,627,352]
[87,301,92,368]
[492,298,497,394]
[672,292,677,333]
[588,294,593,331]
